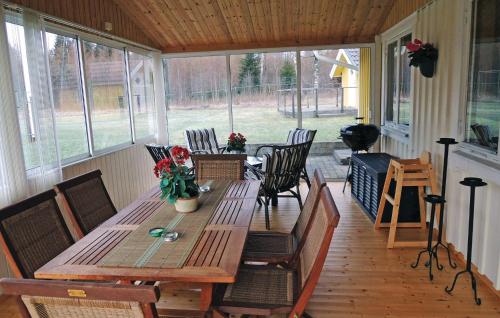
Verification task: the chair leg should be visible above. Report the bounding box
[264,196,271,230]
[302,168,311,188]
[296,186,303,210]
[271,194,278,206]
[256,196,263,206]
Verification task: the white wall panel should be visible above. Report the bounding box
[381,0,500,290]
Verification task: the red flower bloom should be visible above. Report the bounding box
[171,146,190,165]
[154,158,173,178]
[406,39,423,52]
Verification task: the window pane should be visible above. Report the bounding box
[385,41,398,123]
[165,56,229,145]
[399,34,412,125]
[5,21,39,169]
[465,0,500,153]
[46,32,89,161]
[82,41,131,151]
[129,52,156,139]
[230,52,298,144]
[301,49,359,142]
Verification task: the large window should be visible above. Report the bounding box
[230,52,298,144]
[383,32,413,133]
[164,48,367,146]
[465,0,500,154]
[128,51,156,139]
[301,49,358,142]
[5,13,157,169]
[165,56,229,145]
[83,41,131,151]
[46,32,89,162]
[5,20,39,169]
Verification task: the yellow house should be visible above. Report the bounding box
[329,49,359,109]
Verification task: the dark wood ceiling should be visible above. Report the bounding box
[114,0,398,53]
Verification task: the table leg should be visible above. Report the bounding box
[200,283,213,312]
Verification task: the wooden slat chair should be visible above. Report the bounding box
[286,128,317,188]
[0,190,74,279]
[247,142,311,229]
[184,128,226,154]
[242,169,327,265]
[0,278,160,318]
[55,170,117,239]
[145,144,173,163]
[192,154,246,183]
[213,186,340,318]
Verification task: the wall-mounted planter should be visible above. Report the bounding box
[407,39,438,78]
[419,59,436,78]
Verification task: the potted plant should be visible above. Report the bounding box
[406,39,438,78]
[227,132,247,153]
[153,146,199,213]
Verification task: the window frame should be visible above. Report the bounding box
[162,43,376,145]
[456,0,500,162]
[42,23,158,166]
[380,14,416,143]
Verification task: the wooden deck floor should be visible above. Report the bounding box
[1,182,499,317]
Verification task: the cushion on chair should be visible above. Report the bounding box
[222,266,297,308]
[286,129,314,145]
[242,233,295,262]
[184,128,221,154]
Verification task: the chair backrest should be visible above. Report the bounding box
[192,154,246,183]
[145,144,172,164]
[294,169,326,245]
[0,190,74,278]
[291,187,340,318]
[0,278,160,318]
[185,128,222,154]
[56,170,117,238]
[261,142,310,193]
[286,128,317,145]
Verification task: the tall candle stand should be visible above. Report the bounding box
[429,138,458,270]
[445,177,486,305]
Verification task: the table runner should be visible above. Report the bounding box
[98,180,231,269]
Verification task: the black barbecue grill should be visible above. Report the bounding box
[340,117,380,192]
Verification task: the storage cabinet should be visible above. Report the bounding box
[351,153,421,223]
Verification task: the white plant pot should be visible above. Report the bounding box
[174,197,199,213]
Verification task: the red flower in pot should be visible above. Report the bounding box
[406,39,438,78]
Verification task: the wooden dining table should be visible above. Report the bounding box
[35,179,260,313]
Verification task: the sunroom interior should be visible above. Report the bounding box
[0,0,499,317]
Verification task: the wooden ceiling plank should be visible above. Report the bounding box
[253,0,271,43]
[335,0,358,43]
[239,0,258,43]
[327,0,345,42]
[188,0,224,45]
[246,0,265,45]
[165,0,211,45]
[152,0,197,46]
[316,0,331,41]
[269,0,281,42]
[367,0,396,37]
[114,0,166,48]
[346,0,373,41]
[229,0,249,44]
[214,0,240,45]
[194,0,231,46]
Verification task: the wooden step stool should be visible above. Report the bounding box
[374,152,440,248]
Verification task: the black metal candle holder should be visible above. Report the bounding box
[411,194,445,280]
[431,138,459,270]
[445,177,486,305]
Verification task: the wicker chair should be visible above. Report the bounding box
[0,278,160,318]
[286,128,317,188]
[184,128,226,154]
[191,154,246,183]
[55,170,117,238]
[247,142,311,229]
[242,169,327,265]
[214,186,340,318]
[0,190,74,279]
[145,144,172,163]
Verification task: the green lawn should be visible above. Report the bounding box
[167,106,354,145]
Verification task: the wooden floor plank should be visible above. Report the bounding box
[2,182,499,317]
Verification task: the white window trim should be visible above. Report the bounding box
[454,0,500,166]
[380,13,416,143]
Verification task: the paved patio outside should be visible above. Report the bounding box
[306,155,348,181]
